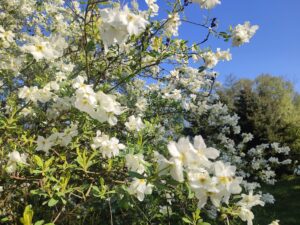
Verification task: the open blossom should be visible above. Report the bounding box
[21,35,68,61]
[269,220,280,225]
[6,151,28,173]
[36,136,55,154]
[99,6,149,51]
[195,183,223,208]
[238,207,254,225]
[188,168,212,190]
[167,137,198,182]
[127,178,154,201]
[91,131,125,158]
[125,115,145,132]
[231,21,259,46]
[237,191,265,209]
[214,161,242,195]
[193,0,221,9]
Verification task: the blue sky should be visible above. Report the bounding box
[139,0,300,91]
[185,0,300,91]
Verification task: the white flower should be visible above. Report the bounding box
[145,0,159,17]
[194,178,222,208]
[188,168,212,190]
[125,115,145,132]
[36,136,54,154]
[6,151,28,173]
[8,151,27,164]
[193,0,221,9]
[214,161,242,194]
[127,178,154,201]
[238,207,254,225]
[269,220,280,225]
[232,22,259,47]
[125,153,146,174]
[193,135,220,164]
[237,191,265,209]
[91,131,125,158]
[74,92,97,114]
[122,6,149,36]
[97,91,123,115]
[21,35,67,61]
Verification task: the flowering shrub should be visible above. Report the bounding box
[0,0,288,224]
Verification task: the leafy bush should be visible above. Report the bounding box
[0,1,287,225]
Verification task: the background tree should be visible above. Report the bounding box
[218,74,300,165]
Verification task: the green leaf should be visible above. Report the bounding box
[1,217,9,222]
[45,157,54,168]
[182,217,193,224]
[48,198,59,207]
[33,155,43,167]
[198,222,211,225]
[21,205,34,225]
[128,171,145,179]
[34,220,45,225]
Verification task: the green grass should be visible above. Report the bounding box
[252,175,300,225]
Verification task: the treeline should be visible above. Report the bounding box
[218,74,300,164]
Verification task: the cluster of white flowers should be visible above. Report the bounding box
[164,13,181,37]
[91,131,125,158]
[99,6,149,51]
[237,191,265,225]
[18,81,60,104]
[125,153,154,201]
[0,26,15,48]
[231,22,259,47]
[6,150,28,173]
[36,123,78,154]
[152,135,252,212]
[73,76,124,125]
